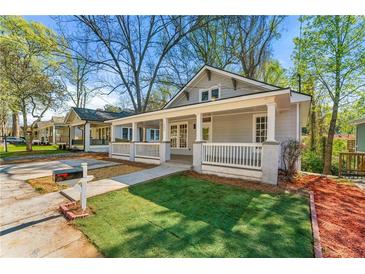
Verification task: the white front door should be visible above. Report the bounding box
[170,122,188,149]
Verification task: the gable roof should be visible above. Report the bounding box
[163,65,284,109]
[71,107,132,122]
[51,116,65,124]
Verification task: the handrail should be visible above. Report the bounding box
[135,142,160,159]
[202,143,262,170]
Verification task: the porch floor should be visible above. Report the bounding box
[169,154,193,166]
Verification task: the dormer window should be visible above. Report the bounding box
[211,88,219,100]
[200,86,221,102]
[201,90,209,101]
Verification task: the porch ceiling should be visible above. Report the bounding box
[110,89,310,125]
[111,90,290,125]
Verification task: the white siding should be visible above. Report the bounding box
[212,113,254,142]
[168,71,268,108]
[211,107,297,144]
[275,105,297,142]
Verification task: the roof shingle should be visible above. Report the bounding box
[72,107,132,122]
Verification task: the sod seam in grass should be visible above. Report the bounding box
[74,174,313,258]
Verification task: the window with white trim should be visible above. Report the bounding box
[254,115,267,143]
[199,86,220,102]
[122,127,132,140]
[147,128,160,142]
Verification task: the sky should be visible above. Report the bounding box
[23,15,301,121]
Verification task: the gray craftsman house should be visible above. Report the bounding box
[108,66,311,184]
[64,107,131,152]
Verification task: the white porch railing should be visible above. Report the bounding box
[135,142,160,159]
[111,142,130,156]
[202,143,263,170]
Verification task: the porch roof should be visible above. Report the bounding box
[108,88,311,125]
[72,107,131,122]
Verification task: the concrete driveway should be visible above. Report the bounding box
[0,159,111,257]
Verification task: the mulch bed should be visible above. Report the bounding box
[282,175,365,258]
[186,171,365,258]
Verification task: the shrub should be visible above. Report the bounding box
[301,150,323,174]
[281,139,303,181]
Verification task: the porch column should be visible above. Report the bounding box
[162,118,169,142]
[132,122,138,142]
[262,141,280,185]
[142,127,146,142]
[160,118,170,163]
[84,122,91,152]
[52,125,56,144]
[110,125,115,142]
[69,126,75,148]
[129,122,138,161]
[193,113,204,172]
[195,112,203,142]
[266,103,277,142]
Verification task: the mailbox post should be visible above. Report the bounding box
[80,163,88,211]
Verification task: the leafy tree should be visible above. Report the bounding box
[145,86,171,111]
[297,16,365,174]
[257,59,288,87]
[0,16,66,151]
[102,104,122,113]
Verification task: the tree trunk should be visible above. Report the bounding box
[323,101,339,174]
[12,112,20,137]
[21,109,32,151]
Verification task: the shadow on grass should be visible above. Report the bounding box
[76,175,313,258]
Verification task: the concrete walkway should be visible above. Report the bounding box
[1,159,188,257]
[61,163,190,201]
[0,158,110,258]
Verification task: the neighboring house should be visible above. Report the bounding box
[64,107,131,152]
[33,116,69,145]
[352,117,365,152]
[108,65,311,185]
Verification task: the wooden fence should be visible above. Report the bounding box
[339,152,365,177]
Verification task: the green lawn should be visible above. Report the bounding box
[0,144,68,158]
[75,175,313,258]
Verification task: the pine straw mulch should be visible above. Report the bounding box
[281,175,365,258]
[186,171,365,258]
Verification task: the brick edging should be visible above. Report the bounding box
[308,190,323,258]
